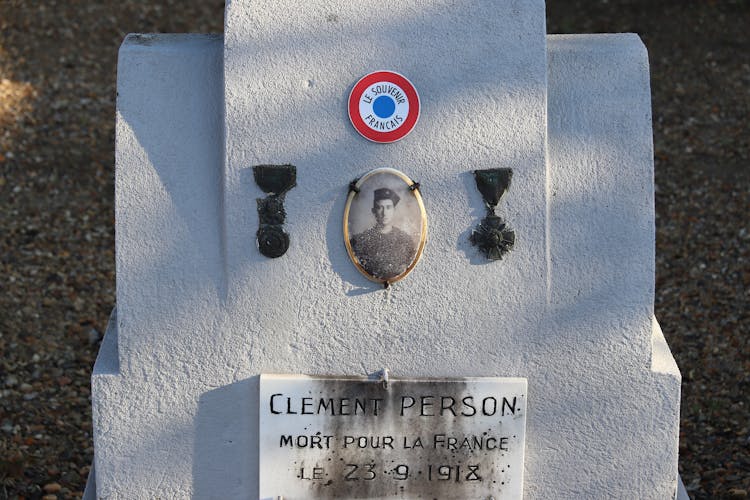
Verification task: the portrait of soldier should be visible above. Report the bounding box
[350,187,418,280]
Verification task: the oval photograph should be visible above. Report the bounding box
[344,168,427,284]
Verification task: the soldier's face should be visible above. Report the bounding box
[373,199,395,226]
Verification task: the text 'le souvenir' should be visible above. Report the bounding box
[348,71,420,143]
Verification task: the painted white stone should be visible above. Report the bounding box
[89,3,682,499]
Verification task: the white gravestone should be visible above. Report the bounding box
[88,1,683,498]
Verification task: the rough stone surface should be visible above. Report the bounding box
[89,2,681,498]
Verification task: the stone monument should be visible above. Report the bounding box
[86,1,686,498]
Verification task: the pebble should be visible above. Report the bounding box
[88,328,102,345]
[43,482,62,493]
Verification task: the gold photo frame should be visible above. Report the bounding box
[343,168,427,285]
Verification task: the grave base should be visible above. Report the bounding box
[82,470,692,500]
[82,467,692,500]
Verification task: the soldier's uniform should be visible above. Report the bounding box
[350,187,417,279]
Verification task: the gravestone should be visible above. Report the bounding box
[87,1,685,498]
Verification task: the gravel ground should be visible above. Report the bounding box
[0,1,747,499]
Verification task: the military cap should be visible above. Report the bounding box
[373,187,400,206]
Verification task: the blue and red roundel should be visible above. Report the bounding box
[348,71,420,143]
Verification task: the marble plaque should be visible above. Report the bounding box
[259,374,527,499]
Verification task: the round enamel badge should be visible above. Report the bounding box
[348,71,420,143]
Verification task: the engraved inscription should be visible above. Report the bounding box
[259,375,527,499]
